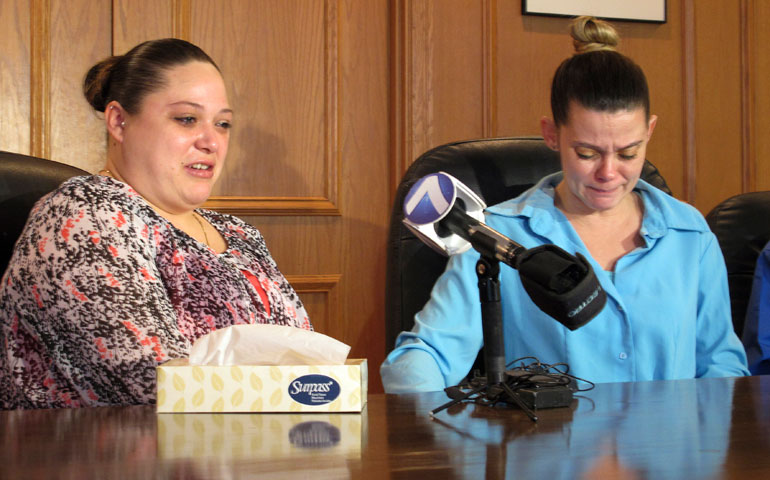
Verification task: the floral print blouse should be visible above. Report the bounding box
[0,175,311,409]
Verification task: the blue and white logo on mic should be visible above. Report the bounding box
[403,172,456,225]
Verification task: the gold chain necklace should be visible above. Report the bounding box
[192,212,210,247]
[100,168,210,247]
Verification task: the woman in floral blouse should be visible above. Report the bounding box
[0,38,311,409]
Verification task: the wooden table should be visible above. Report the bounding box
[2,375,769,479]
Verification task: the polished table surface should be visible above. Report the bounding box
[2,375,769,479]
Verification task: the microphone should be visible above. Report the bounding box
[403,172,606,330]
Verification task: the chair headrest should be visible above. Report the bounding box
[706,190,770,336]
[0,151,89,276]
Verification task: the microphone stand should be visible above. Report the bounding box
[430,255,538,421]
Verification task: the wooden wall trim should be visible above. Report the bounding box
[391,0,435,181]
[203,197,340,216]
[30,0,50,159]
[409,0,433,170]
[740,0,755,192]
[205,0,340,217]
[482,0,496,138]
[390,0,408,197]
[390,0,495,194]
[287,274,341,333]
[682,0,696,204]
[171,0,191,40]
[287,274,341,293]
[325,0,341,216]
[390,0,436,194]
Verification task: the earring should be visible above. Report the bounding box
[120,121,125,127]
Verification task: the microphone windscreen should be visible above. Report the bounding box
[515,245,606,329]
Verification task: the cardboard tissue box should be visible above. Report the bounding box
[156,358,368,413]
[156,325,367,413]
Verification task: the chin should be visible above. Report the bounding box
[583,197,621,212]
[187,187,214,204]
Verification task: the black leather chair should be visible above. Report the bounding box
[0,151,89,275]
[706,191,770,337]
[385,136,672,353]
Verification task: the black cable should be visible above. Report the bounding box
[505,356,596,392]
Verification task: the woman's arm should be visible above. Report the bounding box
[741,241,770,374]
[1,184,188,408]
[695,233,750,378]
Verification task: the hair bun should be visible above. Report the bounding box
[83,55,122,112]
[570,16,619,54]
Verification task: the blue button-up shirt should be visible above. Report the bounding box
[742,240,770,374]
[382,173,749,392]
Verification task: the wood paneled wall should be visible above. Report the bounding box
[1,0,768,392]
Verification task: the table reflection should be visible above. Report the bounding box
[0,404,367,480]
[2,376,766,478]
[401,377,736,479]
[0,406,169,479]
[158,412,363,456]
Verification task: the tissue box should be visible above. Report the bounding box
[156,358,368,413]
[158,412,366,462]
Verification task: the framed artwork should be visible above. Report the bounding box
[522,0,666,24]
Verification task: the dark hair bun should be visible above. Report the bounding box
[82,56,122,112]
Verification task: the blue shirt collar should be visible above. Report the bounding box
[486,172,708,240]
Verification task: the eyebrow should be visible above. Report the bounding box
[169,101,233,115]
[572,140,644,153]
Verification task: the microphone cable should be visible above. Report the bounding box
[505,356,596,393]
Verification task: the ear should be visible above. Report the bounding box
[540,117,559,151]
[105,101,127,143]
[646,114,658,140]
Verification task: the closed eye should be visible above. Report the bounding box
[575,147,599,160]
[618,147,640,160]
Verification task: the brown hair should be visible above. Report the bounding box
[550,16,649,126]
[83,38,219,114]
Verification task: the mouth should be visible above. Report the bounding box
[185,161,215,178]
[188,163,213,171]
[588,185,621,194]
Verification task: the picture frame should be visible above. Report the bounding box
[522,0,666,24]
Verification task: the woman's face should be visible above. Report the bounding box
[543,101,657,215]
[113,61,232,216]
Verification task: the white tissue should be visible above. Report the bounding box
[188,324,351,366]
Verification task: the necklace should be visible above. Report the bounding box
[192,212,210,247]
[99,169,112,177]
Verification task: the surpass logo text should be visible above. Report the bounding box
[290,380,333,395]
[288,374,341,405]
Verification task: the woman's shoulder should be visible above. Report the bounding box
[636,180,710,234]
[41,175,140,208]
[485,173,560,219]
[30,175,158,230]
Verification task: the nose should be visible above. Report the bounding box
[195,123,219,154]
[596,155,618,181]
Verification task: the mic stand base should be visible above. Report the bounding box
[430,378,538,421]
[430,256,538,422]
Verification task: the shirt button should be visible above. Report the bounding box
[619,352,628,360]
